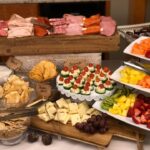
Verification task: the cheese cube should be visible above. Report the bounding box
[57,108,69,113]
[66,99,71,104]
[56,98,68,109]
[91,110,101,116]
[81,114,90,122]
[38,105,46,114]
[78,102,89,116]
[70,114,81,126]
[46,102,54,109]
[54,113,59,121]
[57,112,70,124]
[69,103,78,114]
[38,113,50,122]
[86,108,95,115]
[47,106,57,115]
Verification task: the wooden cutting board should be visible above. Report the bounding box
[31,117,144,149]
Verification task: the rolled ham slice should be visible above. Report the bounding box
[7,14,33,38]
[65,23,82,36]
[100,16,116,36]
[64,14,85,25]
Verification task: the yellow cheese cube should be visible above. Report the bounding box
[57,108,69,113]
[38,105,46,114]
[78,101,89,116]
[57,112,70,124]
[69,103,78,114]
[86,108,95,115]
[38,113,50,122]
[56,98,68,109]
[81,115,90,122]
[47,106,57,115]
[70,114,81,126]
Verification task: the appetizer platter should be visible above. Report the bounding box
[93,89,150,131]
[31,97,144,148]
[57,64,116,101]
[110,66,150,93]
[123,36,150,61]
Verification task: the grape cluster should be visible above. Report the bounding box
[75,114,109,134]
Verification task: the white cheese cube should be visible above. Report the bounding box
[56,98,68,109]
[46,106,57,115]
[86,108,95,115]
[78,102,89,116]
[38,113,50,122]
[57,112,70,124]
[54,113,59,121]
[91,110,101,116]
[46,102,54,109]
[66,99,71,104]
[70,114,81,126]
[81,114,90,122]
[38,105,46,114]
[69,103,78,114]
[57,108,69,113]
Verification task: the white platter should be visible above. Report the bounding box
[110,66,150,94]
[57,83,115,102]
[123,36,150,61]
[93,101,150,131]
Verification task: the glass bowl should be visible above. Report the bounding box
[0,116,30,146]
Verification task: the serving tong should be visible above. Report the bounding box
[123,60,150,75]
[30,19,54,33]
[0,98,48,121]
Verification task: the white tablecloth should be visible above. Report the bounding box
[0,133,150,150]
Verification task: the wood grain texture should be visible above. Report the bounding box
[31,117,112,147]
[128,0,147,24]
[0,4,39,20]
[0,33,120,56]
[31,117,144,148]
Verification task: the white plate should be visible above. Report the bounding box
[92,101,150,131]
[110,66,150,93]
[57,83,115,102]
[123,36,150,61]
[56,76,115,102]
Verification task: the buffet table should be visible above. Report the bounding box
[0,132,150,150]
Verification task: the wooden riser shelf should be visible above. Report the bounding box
[0,33,120,56]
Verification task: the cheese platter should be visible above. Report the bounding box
[31,116,145,149]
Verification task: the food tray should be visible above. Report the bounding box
[123,36,150,61]
[110,66,150,94]
[56,75,115,102]
[93,101,150,131]
[118,22,150,42]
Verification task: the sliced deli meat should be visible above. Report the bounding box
[7,14,34,38]
[100,16,116,36]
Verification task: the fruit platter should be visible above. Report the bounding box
[93,88,150,131]
[110,66,150,93]
[124,36,150,61]
[56,64,116,101]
